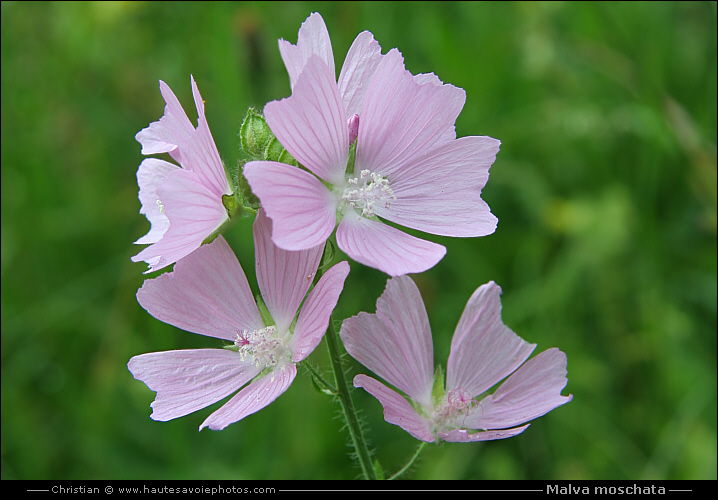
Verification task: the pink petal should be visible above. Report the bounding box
[136,236,264,341]
[355,49,466,178]
[243,161,338,251]
[354,374,435,442]
[200,362,297,431]
[253,209,323,333]
[340,276,434,406]
[464,348,572,430]
[131,168,229,273]
[335,211,446,276]
[128,349,262,421]
[134,158,175,245]
[292,261,350,362]
[446,281,536,397]
[438,425,530,442]
[185,76,233,198]
[264,56,348,185]
[337,31,384,117]
[135,79,194,162]
[374,136,500,237]
[278,12,335,90]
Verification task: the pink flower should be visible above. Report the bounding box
[132,76,234,273]
[243,14,499,276]
[340,276,572,442]
[128,210,350,430]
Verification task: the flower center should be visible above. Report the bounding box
[234,326,285,368]
[341,169,396,218]
[435,388,477,424]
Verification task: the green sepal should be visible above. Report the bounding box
[237,163,261,210]
[255,294,274,327]
[319,239,336,270]
[221,192,242,219]
[373,459,385,480]
[309,371,337,397]
[431,364,446,407]
[201,217,232,246]
[346,140,357,176]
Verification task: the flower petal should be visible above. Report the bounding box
[356,49,466,177]
[292,261,350,362]
[336,211,446,276]
[374,136,500,237]
[264,56,348,185]
[131,169,229,273]
[135,79,195,162]
[278,12,335,90]
[185,76,233,197]
[438,425,530,442]
[128,349,262,421]
[134,158,175,245]
[353,374,435,442]
[340,275,434,406]
[446,281,536,397]
[200,363,297,431]
[464,348,572,430]
[337,30,383,117]
[253,209,323,333]
[136,235,264,341]
[243,161,338,251]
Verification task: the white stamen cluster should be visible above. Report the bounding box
[341,169,396,218]
[234,326,285,368]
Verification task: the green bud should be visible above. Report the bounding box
[239,108,274,160]
[239,108,299,165]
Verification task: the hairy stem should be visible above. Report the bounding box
[315,240,376,479]
[324,318,376,480]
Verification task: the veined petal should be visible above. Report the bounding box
[292,261,350,362]
[253,209,323,333]
[131,169,229,273]
[338,31,383,117]
[128,349,262,422]
[446,282,536,397]
[136,235,264,341]
[438,425,530,442]
[134,158,175,245]
[264,56,348,185]
[181,76,233,198]
[200,363,297,431]
[336,212,446,276]
[135,80,194,162]
[374,136,500,237]
[463,348,572,430]
[340,275,434,406]
[243,161,338,251]
[356,49,466,178]
[278,12,335,90]
[354,374,435,443]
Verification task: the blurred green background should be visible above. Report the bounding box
[2,1,716,480]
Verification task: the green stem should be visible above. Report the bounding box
[388,441,427,480]
[314,239,376,480]
[324,318,376,480]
